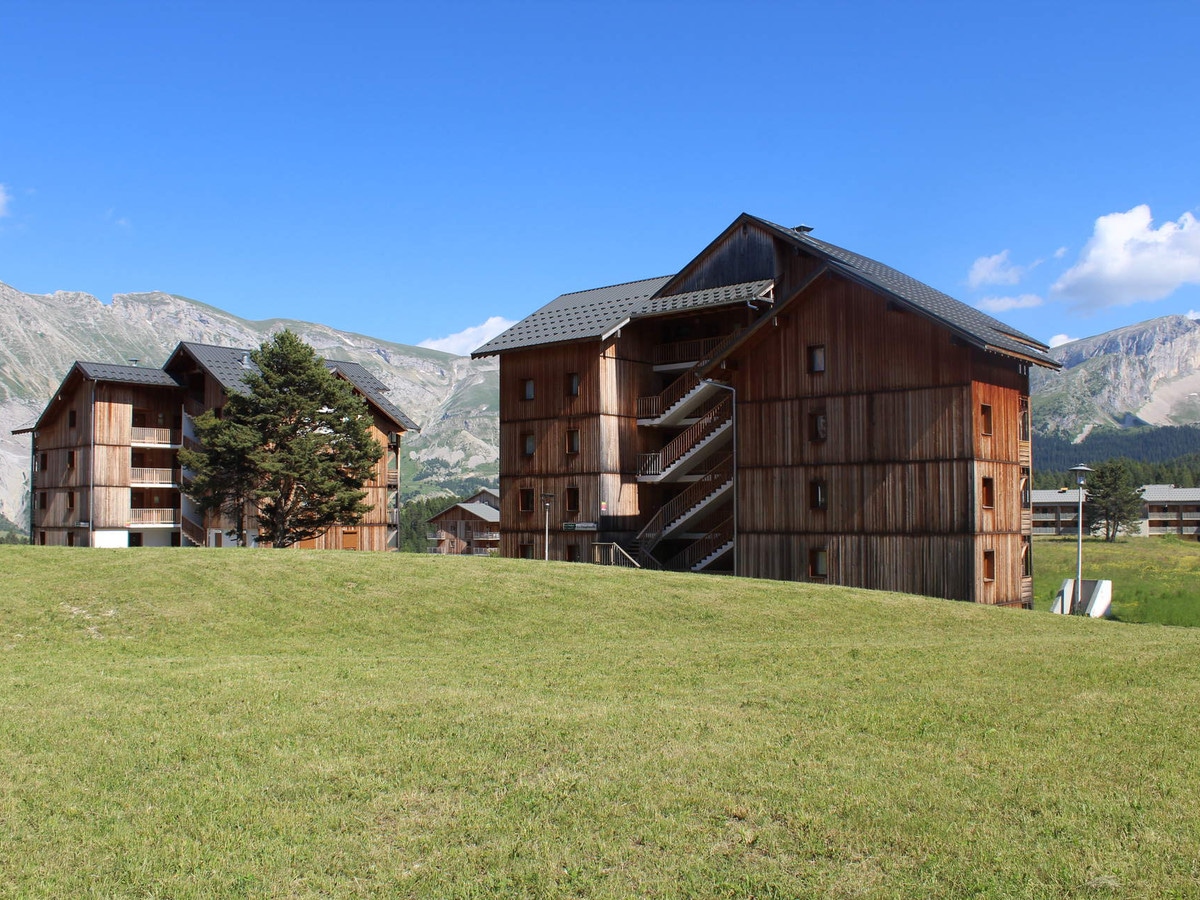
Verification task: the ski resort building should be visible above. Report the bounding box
[15,342,417,550]
[473,214,1061,606]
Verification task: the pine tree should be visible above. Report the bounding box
[181,331,382,547]
[1083,460,1144,542]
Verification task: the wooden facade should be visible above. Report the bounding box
[475,214,1057,606]
[17,343,415,551]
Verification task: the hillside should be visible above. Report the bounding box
[1031,314,1200,438]
[0,280,500,523]
[2,547,1199,897]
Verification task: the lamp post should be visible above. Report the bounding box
[541,492,555,561]
[1069,464,1093,614]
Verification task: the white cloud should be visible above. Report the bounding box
[1053,205,1200,307]
[1054,246,1068,259]
[419,316,516,356]
[976,294,1043,313]
[1049,334,1076,348]
[0,184,11,217]
[968,250,1026,288]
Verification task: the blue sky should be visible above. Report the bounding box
[2,1,1198,355]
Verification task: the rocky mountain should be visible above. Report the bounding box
[1031,315,1200,440]
[0,280,499,528]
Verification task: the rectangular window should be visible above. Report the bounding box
[809,479,827,510]
[67,451,76,469]
[522,379,535,401]
[565,544,581,563]
[66,532,76,547]
[809,548,828,578]
[1020,467,1031,510]
[1021,537,1032,578]
[566,373,580,397]
[1019,396,1031,442]
[519,542,535,559]
[808,410,828,443]
[983,550,996,582]
[522,433,535,457]
[67,492,75,510]
[807,345,826,374]
[39,492,47,510]
[981,404,993,436]
[519,488,535,512]
[68,410,77,428]
[565,429,580,454]
[38,453,47,472]
[982,477,995,509]
[565,487,580,512]
[39,531,46,545]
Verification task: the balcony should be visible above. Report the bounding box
[129,508,179,526]
[131,467,179,486]
[131,427,181,447]
[472,531,501,542]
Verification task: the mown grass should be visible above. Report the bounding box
[1034,536,1200,625]
[2,547,1200,898]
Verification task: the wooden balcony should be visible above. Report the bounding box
[129,508,179,525]
[131,427,181,446]
[130,467,179,486]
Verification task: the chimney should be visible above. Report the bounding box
[128,358,139,367]
[241,352,252,369]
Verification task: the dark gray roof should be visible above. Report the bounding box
[458,502,500,523]
[745,216,1056,366]
[472,276,672,357]
[633,279,773,319]
[75,361,183,387]
[170,342,418,432]
[327,361,419,432]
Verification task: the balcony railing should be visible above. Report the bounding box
[130,467,178,485]
[129,508,179,525]
[386,470,399,487]
[131,427,180,446]
[472,531,500,541]
[651,335,728,368]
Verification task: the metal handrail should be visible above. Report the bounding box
[591,542,642,568]
[181,514,206,547]
[665,517,734,571]
[651,335,727,367]
[637,329,744,420]
[638,396,732,477]
[635,453,733,551]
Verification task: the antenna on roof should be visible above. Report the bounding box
[793,224,814,233]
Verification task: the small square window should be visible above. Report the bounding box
[566,373,580,397]
[68,410,77,428]
[808,345,826,374]
[519,542,535,559]
[808,410,828,443]
[809,479,827,510]
[565,429,580,454]
[565,544,581,563]
[522,433,535,457]
[809,548,828,578]
[519,488,535,512]
[981,404,993,436]
[983,549,996,582]
[982,477,995,509]
[522,379,535,401]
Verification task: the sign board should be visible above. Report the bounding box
[562,522,597,532]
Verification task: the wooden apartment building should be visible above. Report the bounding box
[15,342,418,550]
[473,214,1060,606]
[427,487,501,555]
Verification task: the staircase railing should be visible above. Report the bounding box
[637,396,732,478]
[637,328,745,420]
[591,542,642,568]
[635,453,733,554]
[664,517,734,572]
[181,514,206,547]
[651,335,727,367]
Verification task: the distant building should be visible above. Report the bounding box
[14,342,418,550]
[474,213,1060,606]
[427,488,501,555]
[1032,484,1200,538]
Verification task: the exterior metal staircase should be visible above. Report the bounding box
[633,454,733,566]
[637,396,732,482]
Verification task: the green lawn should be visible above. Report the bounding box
[3,547,1199,898]
[1034,535,1200,625]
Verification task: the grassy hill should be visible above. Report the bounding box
[3,548,1199,898]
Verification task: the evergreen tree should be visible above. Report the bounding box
[1084,460,1144,541]
[181,331,382,547]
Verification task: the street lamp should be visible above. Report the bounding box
[541,492,555,561]
[1069,464,1093,614]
